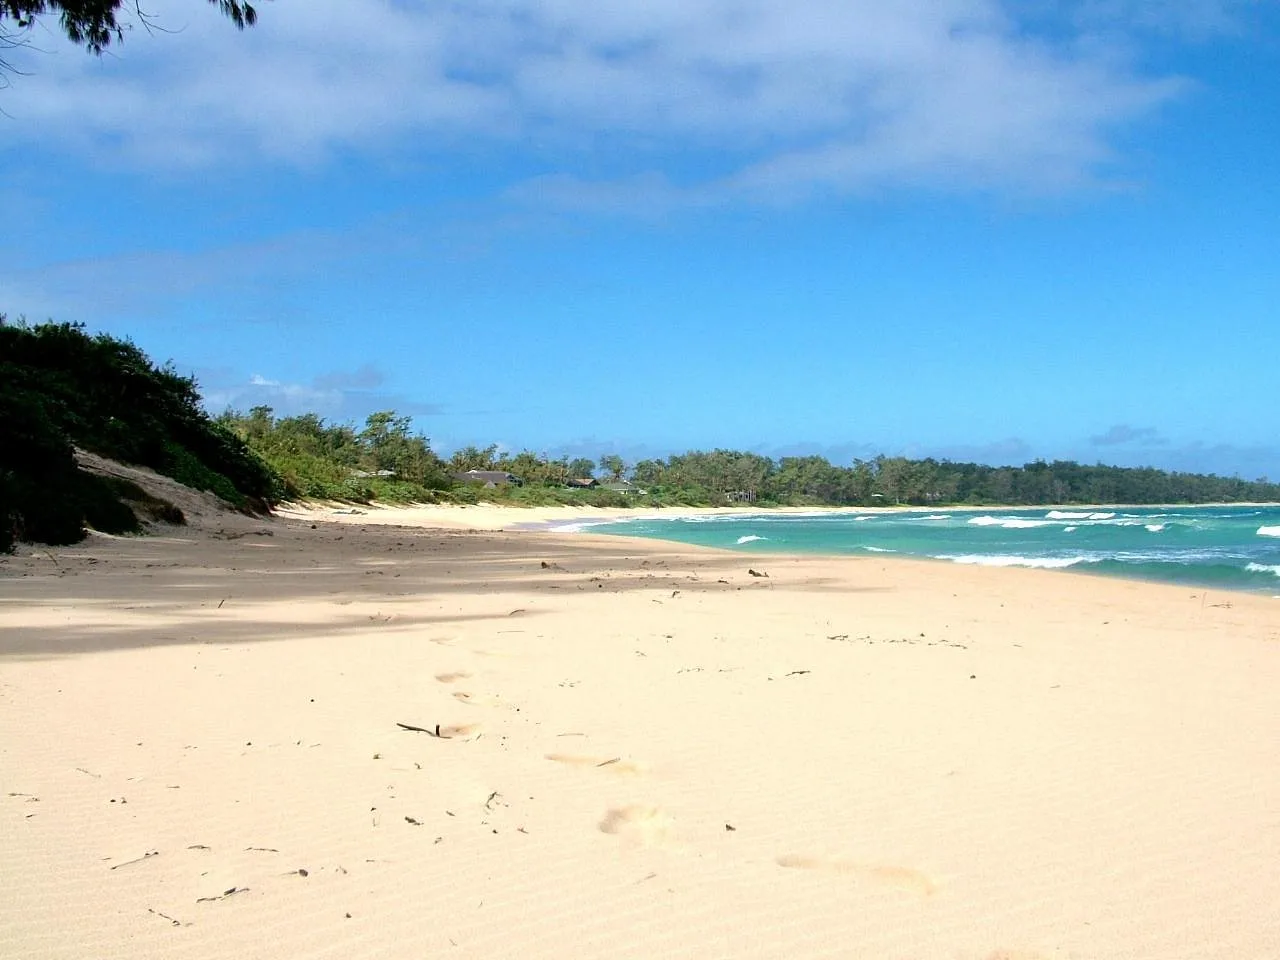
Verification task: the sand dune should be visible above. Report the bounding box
[2,508,1278,959]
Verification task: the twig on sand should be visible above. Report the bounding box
[148,908,183,926]
[596,758,621,767]
[748,568,769,578]
[111,850,159,870]
[397,721,439,736]
[197,887,249,903]
[75,767,101,779]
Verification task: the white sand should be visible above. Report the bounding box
[274,501,860,531]
[2,506,1278,960]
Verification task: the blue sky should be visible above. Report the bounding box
[2,0,1278,477]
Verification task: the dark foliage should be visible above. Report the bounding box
[1,318,278,551]
[3,0,256,54]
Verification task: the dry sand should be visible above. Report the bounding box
[3,500,1279,960]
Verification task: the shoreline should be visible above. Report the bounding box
[276,500,1280,597]
[277,498,1279,530]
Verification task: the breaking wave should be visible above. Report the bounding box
[967,516,1053,529]
[938,554,1093,569]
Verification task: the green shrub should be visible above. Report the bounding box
[0,319,282,550]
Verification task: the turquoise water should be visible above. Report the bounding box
[563,506,1280,594]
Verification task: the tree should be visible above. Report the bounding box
[3,0,257,55]
[449,445,498,473]
[598,454,626,482]
[567,457,596,480]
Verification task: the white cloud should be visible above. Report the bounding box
[2,0,1198,199]
[198,366,441,421]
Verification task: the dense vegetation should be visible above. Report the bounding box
[5,317,1278,554]
[222,408,1280,511]
[215,407,455,504]
[629,451,1280,507]
[1,319,279,551]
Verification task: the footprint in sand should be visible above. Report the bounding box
[452,691,504,707]
[546,754,646,776]
[598,805,673,846]
[435,672,471,684]
[775,855,937,896]
[436,723,482,740]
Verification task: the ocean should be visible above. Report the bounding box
[559,505,1280,594]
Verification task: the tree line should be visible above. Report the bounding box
[217,407,1280,509]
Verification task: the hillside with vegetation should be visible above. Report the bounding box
[4,318,1278,553]
[0,319,280,552]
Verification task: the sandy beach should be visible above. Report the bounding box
[3,502,1279,960]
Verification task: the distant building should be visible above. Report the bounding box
[454,470,524,488]
[564,478,599,489]
[726,490,757,503]
[601,479,645,495]
[351,469,397,479]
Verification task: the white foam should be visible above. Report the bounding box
[736,535,766,544]
[1246,563,1280,577]
[919,514,951,521]
[1145,524,1166,533]
[1258,526,1280,538]
[1064,525,1078,533]
[1045,510,1090,520]
[967,516,1053,529]
[939,554,1092,569]
[863,546,896,553]
[548,519,625,533]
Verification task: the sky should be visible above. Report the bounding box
[2,0,1278,477]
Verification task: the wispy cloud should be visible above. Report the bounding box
[197,366,442,423]
[4,0,1193,200]
[1089,423,1168,446]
